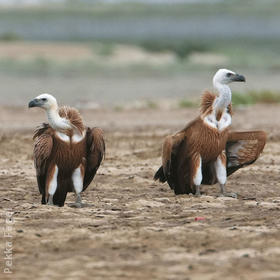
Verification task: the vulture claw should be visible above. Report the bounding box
[219,192,238,199]
[69,194,83,208]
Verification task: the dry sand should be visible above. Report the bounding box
[0,104,280,279]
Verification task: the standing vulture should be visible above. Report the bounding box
[154,69,266,197]
[29,94,105,207]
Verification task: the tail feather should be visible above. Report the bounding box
[154,166,167,183]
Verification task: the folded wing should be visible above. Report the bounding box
[33,123,53,203]
[154,131,193,194]
[83,127,105,191]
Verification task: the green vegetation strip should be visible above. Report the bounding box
[179,91,280,108]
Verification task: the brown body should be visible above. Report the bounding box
[33,107,105,206]
[154,91,266,195]
[180,117,229,162]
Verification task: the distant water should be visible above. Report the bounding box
[0,0,278,41]
[0,0,223,4]
[84,0,223,3]
[1,71,280,107]
[0,16,279,41]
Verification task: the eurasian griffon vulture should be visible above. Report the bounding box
[154,69,266,197]
[29,94,105,207]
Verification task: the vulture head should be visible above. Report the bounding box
[28,94,58,110]
[213,69,246,86]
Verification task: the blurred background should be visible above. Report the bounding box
[0,0,280,108]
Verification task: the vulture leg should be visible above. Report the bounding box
[195,185,201,197]
[72,164,84,208]
[47,195,54,205]
[215,152,237,198]
[76,193,82,204]
[46,165,58,206]
[41,193,46,204]
[192,154,202,197]
[219,184,237,198]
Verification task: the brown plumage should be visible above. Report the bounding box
[29,95,105,207]
[58,106,85,134]
[154,69,266,197]
[200,91,232,119]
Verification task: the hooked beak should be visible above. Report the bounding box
[231,73,246,82]
[28,99,41,108]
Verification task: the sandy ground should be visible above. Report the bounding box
[0,104,280,280]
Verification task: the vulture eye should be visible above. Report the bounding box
[42,98,47,102]
[226,73,232,77]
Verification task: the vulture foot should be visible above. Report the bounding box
[219,192,237,199]
[219,184,237,199]
[195,185,201,197]
[72,202,82,208]
[70,194,83,208]
[69,202,91,208]
[47,195,54,206]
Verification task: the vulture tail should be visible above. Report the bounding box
[154,166,167,183]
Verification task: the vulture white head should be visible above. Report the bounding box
[28,93,58,111]
[213,69,246,86]
[28,93,74,132]
[212,69,245,110]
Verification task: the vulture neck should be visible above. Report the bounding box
[213,82,232,112]
[46,105,72,132]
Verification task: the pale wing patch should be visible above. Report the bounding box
[55,131,70,143]
[72,165,83,194]
[215,154,227,185]
[226,131,266,177]
[48,165,58,195]
[72,130,86,143]
[193,155,202,186]
[227,139,259,167]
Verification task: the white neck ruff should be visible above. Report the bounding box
[46,107,72,132]
[213,82,232,111]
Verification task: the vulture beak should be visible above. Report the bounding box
[28,99,41,108]
[232,73,246,82]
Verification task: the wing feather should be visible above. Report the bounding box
[83,127,105,190]
[154,131,193,194]
[154,135,178,184]
[202,130,266,184]
[162,133,185,177]
[226,130,266,176]
[33,123,53,197]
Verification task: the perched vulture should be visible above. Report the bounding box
[29,94,105,207]
[154,69,266,197]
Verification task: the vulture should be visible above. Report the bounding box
[29,94,105,207]
[154,69,266,197]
